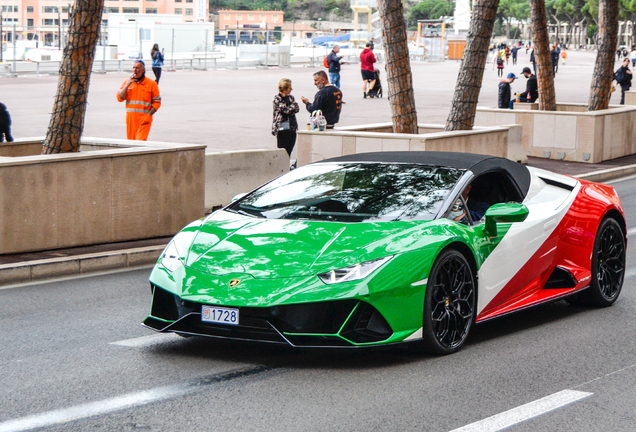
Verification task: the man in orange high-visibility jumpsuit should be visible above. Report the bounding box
[116,60,161,140]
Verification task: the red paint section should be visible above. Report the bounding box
[476,182,625,322]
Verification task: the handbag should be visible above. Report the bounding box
[279,120,291,131]
[310,110,327,131]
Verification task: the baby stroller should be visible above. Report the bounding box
[367,69,383,98]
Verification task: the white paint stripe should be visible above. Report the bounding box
[448,390,592,432]
[110,333,182,347]
[0,385,189,432]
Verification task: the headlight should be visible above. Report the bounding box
[160,242,183,272]
[318,256,393,284]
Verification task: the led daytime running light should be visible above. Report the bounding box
[318,256,393,284]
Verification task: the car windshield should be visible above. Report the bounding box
[227,162,464,222]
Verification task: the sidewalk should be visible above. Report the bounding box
[2,154,635,287]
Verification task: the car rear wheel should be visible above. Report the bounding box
[421,249,476,355]
[579,217,626,307]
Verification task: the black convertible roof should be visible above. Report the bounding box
[317,151,531,196]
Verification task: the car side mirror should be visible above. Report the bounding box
[484,203,529,235]
[231,193,248,202]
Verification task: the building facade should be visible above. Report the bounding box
[0,0,208,44]
[217,10,283,30]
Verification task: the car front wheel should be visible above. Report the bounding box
[421,249,476,355]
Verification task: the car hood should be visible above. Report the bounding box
[184,211,421,278]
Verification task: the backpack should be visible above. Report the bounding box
[496,56,503,65]
[323,56,329,68]
[615,69,623,83]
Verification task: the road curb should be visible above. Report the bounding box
[0,245,166,287]
[575,163,636,183]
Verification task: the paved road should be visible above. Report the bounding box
[0,49,626,156]
[1,175,636,432]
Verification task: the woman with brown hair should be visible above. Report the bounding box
[150,44,164,84]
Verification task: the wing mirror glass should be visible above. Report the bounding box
[484,203,529,235]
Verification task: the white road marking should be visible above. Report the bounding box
[627,227,636,237]
[0,366,272,432]
[448,389,593,432]
[110,333,182,347]
[0,385,190,432]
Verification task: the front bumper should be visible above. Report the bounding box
[143,285,394,347]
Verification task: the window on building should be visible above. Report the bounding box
[2,6,18,12]
[224,13,230,19]
[104,7,119,13]
[272,14,278,21]
[248,14,254,20]
[174,8,182,14]
[27,6,34,13]
[43,6,58,13]
[260,14,266,20]
[186,8,193,15]
[27,18,34,27]
[62,19,68,25]
[123,0,139,2]
[122,7,139,13]
[145,8,157,13]
[62,7,69,13]
[43,19,60,25]
[236,14,242,19]
[175,0,182,2]
[147,0,157,2]
[186,0,193,3]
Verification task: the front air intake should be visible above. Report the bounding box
[340,302,393,343]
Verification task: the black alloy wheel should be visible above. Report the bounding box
[581,217,626,307]
[421,249,476,355]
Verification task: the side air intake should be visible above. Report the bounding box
[544,266,578,289]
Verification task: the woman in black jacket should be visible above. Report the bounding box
[272,78,300,157]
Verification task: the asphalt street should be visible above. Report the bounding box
[1,175,636,432]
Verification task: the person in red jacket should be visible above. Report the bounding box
[360,42,377,98]
[116,60,161,140]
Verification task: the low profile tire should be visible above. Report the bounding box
[421,249,476,355]
[578,217,626,307]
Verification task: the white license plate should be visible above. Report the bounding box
[201,305,239,326]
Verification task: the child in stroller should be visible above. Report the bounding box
[367,69,382,98]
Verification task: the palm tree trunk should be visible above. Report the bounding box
[445,0,500,131]
[588,0,619,111]
[42,0,105,154]
[529,0,557,111]
[377,0,418,134]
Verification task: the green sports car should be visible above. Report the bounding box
[143,152,626,354]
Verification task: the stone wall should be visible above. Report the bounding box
[475,104,636,163]
[296,123,526,166]
[0,138,205,255]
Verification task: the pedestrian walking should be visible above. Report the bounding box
[496,49,505,77]
[511,46,518,65]
[630,49,636,67]
[272,78,299,157]
[150,44,164,84]
[301,71,342,128]
[530,49,536,75]
[498,73,516,109]
[116,60,161,141]
[525,43,529,54]
[550,44,559,76]
[0,102,13,142]
[615,58,633,105]
[505,46,511,65]
[327,45,345,89]
[560,49,567,65]
[360,42,377,98]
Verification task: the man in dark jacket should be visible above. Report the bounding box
[498,73,516,109]
[616,58,633,105]
[0,103,13,142]
[327,45,344,89]
[530,49,536,75]
[519,67,538,103]
[550,44,559,76]
[301,71,343,128]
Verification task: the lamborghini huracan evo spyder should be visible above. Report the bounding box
[142,152,627,354]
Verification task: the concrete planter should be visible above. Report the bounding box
[296,123,527,166]
[475,103,636,163]
[0,138,205,255]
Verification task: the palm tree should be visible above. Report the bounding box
[445,0,500,131]
[42,0,105,154]
[588,0,619,111]
[377,0,418,134]
[529,0,557,111]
